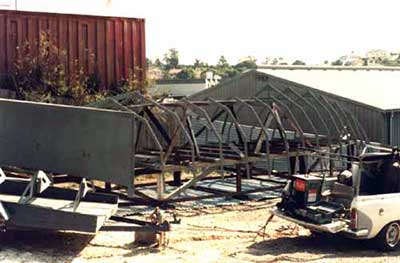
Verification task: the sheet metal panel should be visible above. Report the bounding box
[0,10,146,90]
[0,99,135,187]
[386,111,400,146]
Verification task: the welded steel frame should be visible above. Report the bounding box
[89,93,294,202]
[88,89,375,203]
[258,84,369,175]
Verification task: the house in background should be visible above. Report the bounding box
[366,49,391,65]
[338,52,365,66]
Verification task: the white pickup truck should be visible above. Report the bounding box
[273,149,400,251]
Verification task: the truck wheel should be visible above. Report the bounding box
[375,222,400,251]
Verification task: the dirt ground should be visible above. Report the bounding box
[0,199,399,263]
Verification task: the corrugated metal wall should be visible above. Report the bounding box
[386,110,400,146]
[190,70,386,143]
[0,10,146,90]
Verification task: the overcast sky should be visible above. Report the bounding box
[4,0,400,65]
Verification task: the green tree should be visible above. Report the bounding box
[146,58,153,69]
[271,58,279,65]
[194,59,205,68]
[331,59,343,66]
[292,60,306,65]
[235,58,257,70]
[176,68,195,80]
[163,48,179,70]
[154,58,163,67]
[217,56,229,68]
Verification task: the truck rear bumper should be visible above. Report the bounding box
[272,208,369,239]
[272,208,347,234]
[342,228,369,238]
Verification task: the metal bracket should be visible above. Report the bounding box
[19,170,51,204]
[73,178,89,212]
[0,202,9,221]
[0,167,5,185]
[0,168,9,223]
[89,179,96,192]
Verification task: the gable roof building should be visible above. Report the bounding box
[189,66,400,143]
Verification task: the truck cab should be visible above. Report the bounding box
[273,147,400,251]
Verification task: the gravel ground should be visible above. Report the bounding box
[0,200,399,263]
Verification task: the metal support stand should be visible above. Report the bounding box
[0,168,9,222]
[73,178,89,212]
[89,180,96,192]
[157,172,166,200]
[19,170,51,205]
[105,182,112,192]
[299,156,307,174]
[173,171,182,186]
[236,164,242,193]
[0,202,9,221]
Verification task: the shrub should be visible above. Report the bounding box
[12,31,149,105]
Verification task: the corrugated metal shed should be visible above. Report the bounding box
[258,67,400,110]
[190,69,386,143]
[149,79,206,98]
[0,10,146,90]
[386,109,400,146]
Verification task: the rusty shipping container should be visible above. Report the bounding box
[0,10,146,89]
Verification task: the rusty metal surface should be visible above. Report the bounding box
[0,10,146,89]
[0,98,136,188]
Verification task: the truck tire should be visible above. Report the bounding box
[375,222,400,251]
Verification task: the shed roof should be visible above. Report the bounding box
[149,79,207,98]
[257,67,400,110]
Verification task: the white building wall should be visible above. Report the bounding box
[0,0,16,9]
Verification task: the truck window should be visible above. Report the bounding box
[359,159,400,195]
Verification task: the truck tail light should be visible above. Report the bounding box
[350,208,358,229]
[295,179,306,192]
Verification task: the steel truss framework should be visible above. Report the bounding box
[89,85,373,203]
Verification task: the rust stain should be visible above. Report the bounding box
[0,9,146,90]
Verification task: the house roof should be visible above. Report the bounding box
[257,66,400,110]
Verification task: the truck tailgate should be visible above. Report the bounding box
[272,208,347,234]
